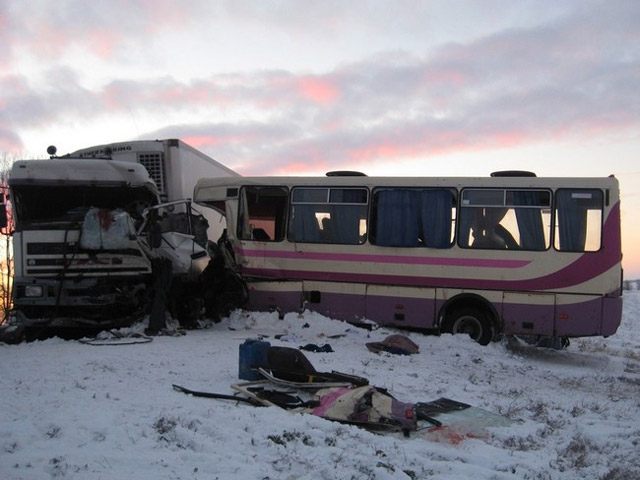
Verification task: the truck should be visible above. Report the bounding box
[1,140,244,341]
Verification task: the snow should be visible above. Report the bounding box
[1,293,639,480]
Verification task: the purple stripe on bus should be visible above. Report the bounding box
[242,266,506,289]
[502,201,621,291]
[237,248,531,269]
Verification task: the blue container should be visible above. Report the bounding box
[238,339,271,380]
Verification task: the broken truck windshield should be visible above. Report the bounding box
[11,185,157,223]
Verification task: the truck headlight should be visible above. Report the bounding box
[24,285,44,297]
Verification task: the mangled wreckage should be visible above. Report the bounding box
[172,340,512,441]
[2,140,246,339]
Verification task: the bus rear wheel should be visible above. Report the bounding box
[444,307,494,346]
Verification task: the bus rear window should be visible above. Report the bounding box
[459,189,551,250]
[289,188,368,244]
[554,189,602,252]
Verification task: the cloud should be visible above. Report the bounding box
[0,69,101,127]
[0,129,23,153]
[296,76,341,104]
[2,1,639,175]
[2,0,564,76]
[1,0,212,72]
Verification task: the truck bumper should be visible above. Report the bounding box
[12,276,149,326]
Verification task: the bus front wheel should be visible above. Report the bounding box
[444,307,494,346]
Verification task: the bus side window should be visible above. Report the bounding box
[238,186,288,241]
[459,189,551,250]
[554,189,603,252]
[371,188,454,248]
[289,188,368,244]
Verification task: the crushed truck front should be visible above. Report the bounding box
[9,159,159,328]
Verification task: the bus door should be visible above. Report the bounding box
[236,186,289,274]
[502,292,555,336]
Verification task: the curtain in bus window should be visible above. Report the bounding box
[330,189,366,244]
[291,205,321,242]
[513,191,546,250]
[419,190,452,248]
[557,192,586,250]
[375,190,419,247]
[556,189,602,251]
[330,205,362,244]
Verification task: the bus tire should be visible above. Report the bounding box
[444,307,494,346]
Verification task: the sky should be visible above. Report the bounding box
[1,0,639,277]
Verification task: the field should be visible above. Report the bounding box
[1,293,639,479]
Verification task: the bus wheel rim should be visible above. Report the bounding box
[452,315,482,340]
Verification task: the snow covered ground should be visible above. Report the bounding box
[1,292,639,480]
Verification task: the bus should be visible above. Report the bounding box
[193,171,623,345]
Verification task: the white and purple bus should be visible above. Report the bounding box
[194,171,623,345]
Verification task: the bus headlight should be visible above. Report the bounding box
[24,285,44,297]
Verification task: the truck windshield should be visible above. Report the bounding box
[11,185,157,223]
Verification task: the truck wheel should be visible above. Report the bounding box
[206,271,249,321]
[0,323,26,344]
[219,271,249,314]
[444,307,494,346]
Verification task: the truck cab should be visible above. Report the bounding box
[7,157,209,336]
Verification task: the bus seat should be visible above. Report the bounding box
[495,224,519,249]
[472,230,507,249]
[320,218,333,242]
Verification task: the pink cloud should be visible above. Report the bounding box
[268,125,544,176]
[86,31,119,58]
[101,82,131,109]
[480,131,529,150]
[2,1,201,68]
[297,76,340,104]
[182,131,266,150]
[0,129,23,153]
[349,143,408,162]
[183,135,232,149]
[28,23,70,58]
[421,69,468,87]
[277,162,328,175]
